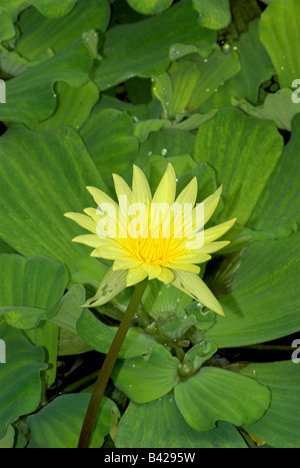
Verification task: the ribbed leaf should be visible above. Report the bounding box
[0,126,106,271]
[80,107,139,189]
[15,0,110,62]
[260,0,300,88]
[248,113,300,230]
[206,233,300,347]
[94,0,216,90]
[0,323,47,439]
[194,108,284,226]
[241,361,300,448]
[27,393,118,448]
[112,346,180,403]
[2,35,96,125]
[116,396,247,448]
[174,367,270,431]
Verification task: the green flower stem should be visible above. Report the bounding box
[77,278,148,449]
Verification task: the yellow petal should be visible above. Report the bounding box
[72,234,103,248]
[83,268,128,308]
[191,186,223,233]
[201,185,223,225]
[198,240,230,255]
[91,241,130,260]
[152,163,176,205]
[86,186,118,211]
[64,212,97,233]
[126,266,148,287]
[132,165,152,204]
[204,218,236,244]
[171,270,225,317]
[175,176,198,208]
[157,267,174,284]
[142,263,162,280]
[113,257,142,270]
[113,173,135,206]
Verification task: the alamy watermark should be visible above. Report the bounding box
[0,79,6,104]
[291,339,300,364]
[291,79,300,104]
[0,339,6,364]
[95,197,205,249]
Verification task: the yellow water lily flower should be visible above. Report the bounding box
[65,164,235,316]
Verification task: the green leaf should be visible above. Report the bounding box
[94,0,216,90]
[0,323,47,439]
[0,0,79,43]
[112,346,180,403]
[236,88,300,131]
[0,255,69,329]
[194,107,284,226]
[193,0,231,30]
[248,113,300,230]
[19,0,78,18]
[153,49,240,118]
[116,396,247,448]
[76,309,157,359]
[0,254,69,386]
[206,233,300,347]
[241,361,300,448]
[260,0,300,88]
[14,0,110,62]
[80,108,139,190]
[42,284,86,334]
[2,34,95,125]
[27,393,118,448]
[142,280,192,320]
[199,19,274,112]
[0,424,15,448]
[28,80,99,132]
[126,0,173,15]
[0,126,106,272]
[174,367,270,431]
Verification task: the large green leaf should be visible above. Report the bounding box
[206,233,300,347]
[80,107,139,189]
[116,396,247,448]
[112,346,180,403]
[260,0,300,88]
[0,323,47,439]
[194,108,284,226]
[0,254,69,386]
[1,34,96,125]
[248,113,300,230]
[94,0,216,90]
[174,367,270,431]
[241,361,300,448]
[14,0,110,62]
[0,126,106,271]
[27,393,118,448]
